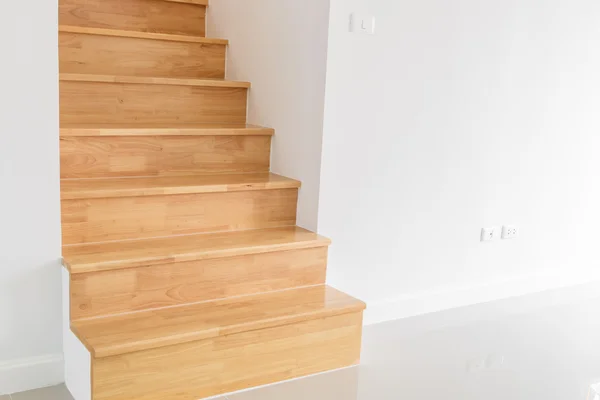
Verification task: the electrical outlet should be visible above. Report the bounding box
[481,227,500,242]
[502,225,518,239]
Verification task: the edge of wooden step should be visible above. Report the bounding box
[61,173,301,200]
[59,25,226,45]
[164,0,208,6]
[60,73,251,88]
[60,124,274,137]
[62,226,332,274]
[71,285,366,358]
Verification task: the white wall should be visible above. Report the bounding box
[0,1,63,394]
[320,0,600,323]
[207,0,331,231]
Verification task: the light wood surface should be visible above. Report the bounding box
[60,123,275,137]
[72,285,365,357]
[60,80,248,125]
[61,173,299,199]
[92,312,361,400]
[92,312,362,400]
[59,25,225,44]
[63,226,331,273]
[60,30,226,79]
[60,73,249,88]
[60,0,207,36]
[164,0,209,5]
[61,189,298,245]
[60,135,270,178]
[71,247,328,320]
[58,0,366,394]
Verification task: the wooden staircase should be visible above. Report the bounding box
[59,1,366,399]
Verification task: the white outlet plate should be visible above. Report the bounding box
[481,227,500,242]
[502,225,518,239]
[350,14,376,34]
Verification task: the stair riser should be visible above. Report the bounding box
[60,0,206,37]
[60,136,271,179]
[91,312,363,400]
[60,81,248,125]
[60,32,226,79]
[70,247,329,320]
[61,189,299,245]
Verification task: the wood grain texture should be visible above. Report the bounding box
[60,135,271,179]
[62,226,332,273]
[61,173,299,199]
[70,247,328,320]
[73,285,365,357]
[60,123,274,137]
[91,311,362,400]
[61,189,298,245]
[59,30,226,79]
[60,0,207,37]
[60,80,248,125]
[59,25,225,44]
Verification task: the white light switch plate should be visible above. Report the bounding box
[481,227,500,242]
[350,14,375,34]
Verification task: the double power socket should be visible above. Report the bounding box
[481,225,518,242]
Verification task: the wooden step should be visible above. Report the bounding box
[72,285,365,358]
[61,173,300,199]
[60,135,271,179]
[164,0,208,5]
[89,293,363,400]
[63,226,331,273]
[60,0,207,37]
[60,73,250,88]
[60,123,275,137]
[60,26,226,79]
[60,75,248,125]
[59,26,226,44]
[69,246,328,320]
[61,188,298,245]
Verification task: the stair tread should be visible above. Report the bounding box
[164,0,208,5]
[60,123,274,136]
[61,173,301,199]
[59,25,224,44]
[71,285,366,358]
[63,226,331,274]
[60,73,251,88]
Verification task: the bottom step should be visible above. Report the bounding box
[93,312,363,400]
[64,283,365,400]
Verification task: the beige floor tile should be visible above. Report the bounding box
[11,385,73,400]
[0,395,12,400]
[227,367,360,400]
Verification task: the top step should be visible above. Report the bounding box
[71,285,366,358]
[60,0,208,37]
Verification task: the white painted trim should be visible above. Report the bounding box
[363,271,600,326]
[0,354,64,395]
[63,268,91,400]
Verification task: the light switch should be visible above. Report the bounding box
[350,14,375,35]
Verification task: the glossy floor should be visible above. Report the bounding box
[6,283,600,400]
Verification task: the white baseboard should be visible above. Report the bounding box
[0,354,64,396]
[363,271,600,326]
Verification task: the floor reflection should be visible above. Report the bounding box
[231,283,600,400]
